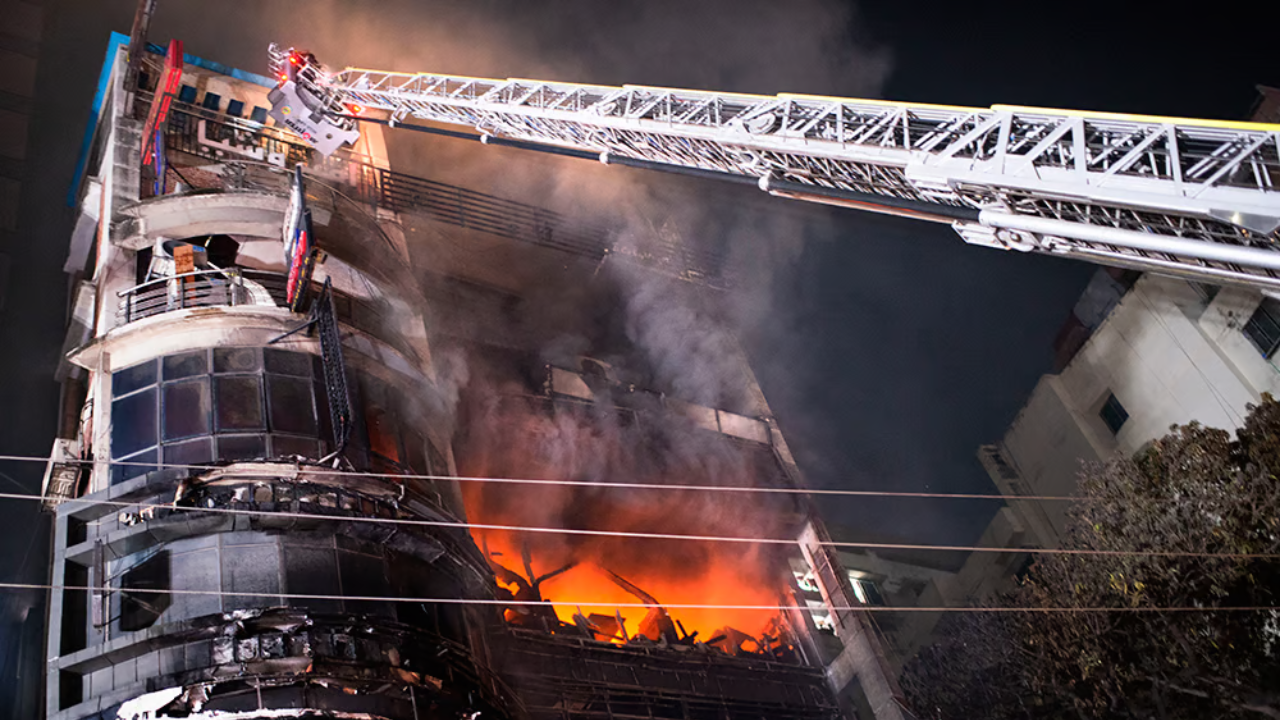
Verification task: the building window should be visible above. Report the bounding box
[1100,392,1129,434]
[177,85,197,104]
[110,348,328,484]
[1244,297,1280,358]
[354,373,443,477]
[250,106,268,124]
[226,99,244,117]
[201,92,222,111]
[849,577,884,606]
[118,551,171,631]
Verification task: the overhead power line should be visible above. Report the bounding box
[0,581,1275,614]
[0,490,1275,560]
[0,453,1185,503]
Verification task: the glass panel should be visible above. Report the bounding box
[112,388,157,457]
[271,435,319,460]
[162,350,207,380]
[163,437,213,466]
[221,543,280,610]
[218,435,268,461]
[264,348,312,377]
[1245,299,1280,358]
[113,360,157,397]
[162,378,212,441]
[267,375,317,435]
[213,347,260,373]
[283,545,342,613]
[178,85,197,103]
[1100,394,1129,434]
[111,448,157,486]
[215,375,264,431]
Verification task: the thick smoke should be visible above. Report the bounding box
[358,0,890,623]
[159,0,891,630]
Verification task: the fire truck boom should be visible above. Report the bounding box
[267,44,1280,291]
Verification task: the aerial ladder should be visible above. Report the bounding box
[266,45,1280,291]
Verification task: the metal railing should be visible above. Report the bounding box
[117,268,289,325]
[114,269,423,364]
[158,107,730,285]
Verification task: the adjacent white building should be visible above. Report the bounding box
[982,269,1280,549]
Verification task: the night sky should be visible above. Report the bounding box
[0,0,1277,708]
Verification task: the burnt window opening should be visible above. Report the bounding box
[354,374,442,478]
[1100,392,1129,435]
[118,550,171,632]
[58,671,82,712]
[60,564,88,655]
[1245,297,1280,358]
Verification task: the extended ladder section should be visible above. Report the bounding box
[268,45,1280,290]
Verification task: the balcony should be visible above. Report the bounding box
[117,268,289,325]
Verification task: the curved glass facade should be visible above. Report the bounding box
[110,347,330,484]
[110,346,449,486]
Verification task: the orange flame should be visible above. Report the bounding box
[455,386,797,648]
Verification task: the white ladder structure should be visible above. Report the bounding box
[268,45,1280,290]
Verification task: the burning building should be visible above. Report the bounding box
[38,33,911,720]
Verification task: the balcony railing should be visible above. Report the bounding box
[114,269,421,363]
[154,106,730,286]
[117,268,289,325]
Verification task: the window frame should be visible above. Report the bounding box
[1244,297,1280,358]
[1099,392,1129,435]
[110,349,329,484]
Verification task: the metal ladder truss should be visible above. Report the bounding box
[268,45,1280,290]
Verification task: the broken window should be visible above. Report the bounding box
[118,551,171,632]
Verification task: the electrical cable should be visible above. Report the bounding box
[0,581,1273,614]
[0,453,1180,503]
[0,489,1274,559]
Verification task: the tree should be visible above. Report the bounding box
[901,397,1280,719]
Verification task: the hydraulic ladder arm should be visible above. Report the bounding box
[267,44,1280,290]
